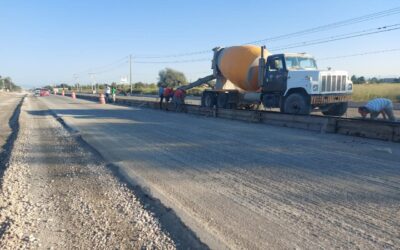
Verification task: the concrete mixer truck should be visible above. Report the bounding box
[180,45,353,116]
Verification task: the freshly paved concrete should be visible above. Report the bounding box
[38,95,400,249]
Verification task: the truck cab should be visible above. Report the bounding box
[262,53,353,115]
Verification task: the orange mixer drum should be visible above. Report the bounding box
[217,45,270,91]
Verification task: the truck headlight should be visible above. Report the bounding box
[312,84,319,91]
[347,83,353,91]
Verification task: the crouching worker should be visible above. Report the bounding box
[358,98,396,121]
[173,88,186,112]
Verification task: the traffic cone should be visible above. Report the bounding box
[99,94,106,104]
[72,91,76,99]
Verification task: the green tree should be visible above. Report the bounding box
[0,76,22,92]
[4,77,13,90]
[134,82,146,88]
[43,85,54,91]
[351,75,358,84]
[357,76,366,84]
[157,68,187,87]
[351,75,367,84]
[369,77,379,83]
[148,83,157,88]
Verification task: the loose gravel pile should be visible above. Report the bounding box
[0,98,175,249]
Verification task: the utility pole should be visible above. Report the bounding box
[73,74,79,92]
[129,54,132,95]
[89,73,96,94]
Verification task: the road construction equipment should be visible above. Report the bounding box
[180,45,353,115]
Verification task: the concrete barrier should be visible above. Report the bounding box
[335,119,400,142]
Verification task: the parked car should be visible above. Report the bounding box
[34,88,41,96]
[40,88,50,96]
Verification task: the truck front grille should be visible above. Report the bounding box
[321,75,346,92]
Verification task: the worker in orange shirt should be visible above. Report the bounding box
[173,88,186,112]
[163,87,174,111]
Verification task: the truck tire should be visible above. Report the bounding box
[203,92,216,108]
[283,93,311,115]
[322,102,348,116]
[217,93,228,108]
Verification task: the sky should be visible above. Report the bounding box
[1,0,400,88]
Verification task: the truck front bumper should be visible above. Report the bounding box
[311,94,352,105]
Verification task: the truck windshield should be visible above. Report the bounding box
[285,56,317,70]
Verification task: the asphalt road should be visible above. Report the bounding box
[39,95,400,249]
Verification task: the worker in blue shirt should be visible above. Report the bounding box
[158,85,165,109]
[358,98,396,121]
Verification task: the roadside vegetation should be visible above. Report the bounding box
[0,75,22,92]
[353,83,400,102]
[351,75,400,102]
[49,68,211,96]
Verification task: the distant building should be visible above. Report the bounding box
[381,78,396,83]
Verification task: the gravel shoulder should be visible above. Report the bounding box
[0,93,25,183]
[0,96,176,249]
[40,95,400,249]
[0,93,24,157]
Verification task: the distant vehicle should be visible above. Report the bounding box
[40,89,50,96]
[35,88,50,97]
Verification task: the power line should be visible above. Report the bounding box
[88,60,128,75]
[76,24,400,67]
[134,50,211,59]
[269,23,400,50]
[317,48,400,60]
[134,58,210,64]
[246,7,400,44]
[134,24,400,64]
[269,23,400,51]
[133,6,400,58]
[75,56,129,75]
[73,7,400,71]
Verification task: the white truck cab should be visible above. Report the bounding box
[262,53,353,115]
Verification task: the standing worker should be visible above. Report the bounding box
[163,87,174,111]
[105,84,111,103]
[173,88,186,112]
[358,98,397,121]
[111,84,117,103]
[158,85,165,109]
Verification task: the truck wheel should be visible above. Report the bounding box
[322,102,348,116]
[217,93,228,108]
[283,93,311,115]
[203,92,215,108]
